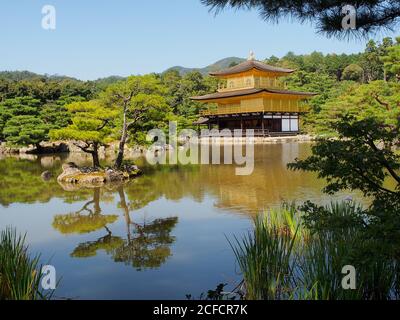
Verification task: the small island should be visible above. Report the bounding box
[57,162,142,187]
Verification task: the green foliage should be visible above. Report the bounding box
[161,70,218,118]
[0,74,95,146]
[0,227,53,300]
[229,206,298,300]
[263,38,399,135]
[360,39,391,82]
[0,75,94,103]
[3,115,48,146]
[289,115,400,201]
[0,94,71,146]
[103,75,170,139]
[287,108,400,298]
[382,37,400,81]
[311,81,400,135]
[342,64,364,82]
[50,101,117,166]
[231,201,400,300]
[0,97,41,142]
[127,93,170,145]
[102,74,172,167]
[201,1,400,38]
[300,201,400,300]
[51,101,116,142]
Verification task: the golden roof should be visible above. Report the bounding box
[209,59,294,77]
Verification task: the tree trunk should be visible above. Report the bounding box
[118,186,131,240]
[336,69,342,82]
[92,142,100,168]
[115,105,128,169]
[35,143,43,154]
[93,188,101,214]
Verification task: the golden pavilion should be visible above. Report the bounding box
[191,52,315,136]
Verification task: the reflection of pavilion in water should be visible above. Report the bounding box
[52,187,178,270]
[200,143,323,214]
[134,143,326,215]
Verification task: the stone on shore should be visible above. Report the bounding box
[0,141,69,155]
[41,171,53,181]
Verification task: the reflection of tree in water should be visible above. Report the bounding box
[113,216,178,270]
[52,188,119,234]
[115,185,178,270]
[71,226,123,258]
[55,186,178,270]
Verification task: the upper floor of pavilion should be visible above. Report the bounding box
[211,52,295,92]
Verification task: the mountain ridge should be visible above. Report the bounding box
[0,57,247,82]
[165,57,246,76]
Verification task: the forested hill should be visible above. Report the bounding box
[165,57,245,75]
[0,71,124,86]
[0,71,79,82]
[0,56,246,81]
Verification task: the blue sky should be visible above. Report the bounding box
[0,0,396,80]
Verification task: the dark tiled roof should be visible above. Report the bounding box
[191,88,316,101]
[209,60,294,76]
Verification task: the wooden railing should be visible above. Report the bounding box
[217,79,286,92]
[200,129,299,137]
[200,104,309,116]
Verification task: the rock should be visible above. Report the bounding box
[0,144,20,154]
[20,146,36,154]
[62,162,78,171]
[57,162,83,183]
[26,142,69,154]
[57,162,141,187]
[120,164,141,178]
[105,169,125,182]
[0,141,69,155]
[41,171,53,181]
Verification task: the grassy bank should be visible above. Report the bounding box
[230,201,400,300]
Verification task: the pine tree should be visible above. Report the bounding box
[50,101,118,167]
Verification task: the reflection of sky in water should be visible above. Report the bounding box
[0,143,363,299]
[2,195,250,299]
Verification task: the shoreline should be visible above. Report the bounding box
[0,135,316,156]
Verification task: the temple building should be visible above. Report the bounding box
[191,52,316,136]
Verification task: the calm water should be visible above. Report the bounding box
[0,143,356,299]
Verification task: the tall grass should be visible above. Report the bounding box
[0,227,50,300]
[230,201,400,300]
[229,205,300,300]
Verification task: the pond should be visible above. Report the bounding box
[0,143,357,299]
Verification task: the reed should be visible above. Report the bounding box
[230,201,400,300]
[229,213,298,300]
[0,227,50,300]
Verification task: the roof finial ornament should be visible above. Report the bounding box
[248,51,256,61]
